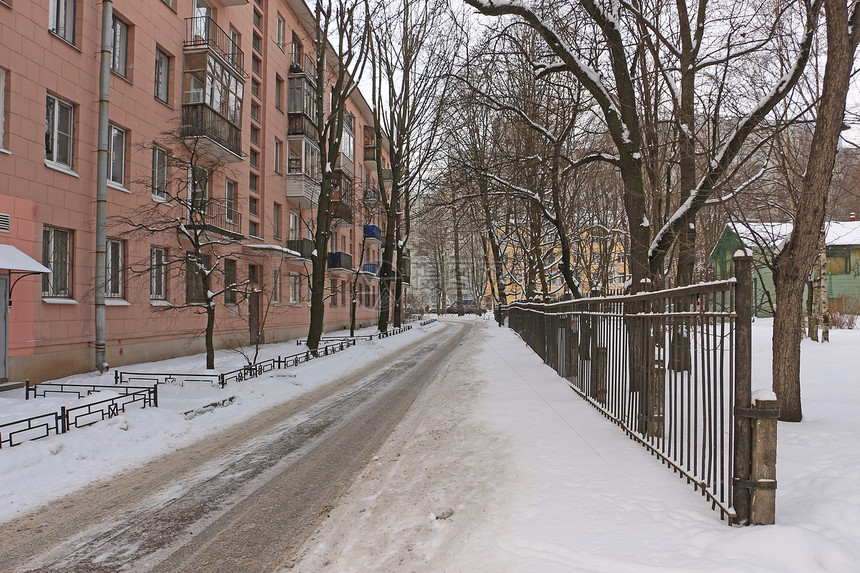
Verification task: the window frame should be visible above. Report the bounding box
[152,145,169,199]
[150,246,167,301]
[105,238,124,298]
[111,15,129,78]
[45,94,74,169]
[273,268,281,304]
[226,180,238,223]
[289,273,299,304]
[0,68,6,150]
[274,139,283,174]
[224,258,237,304]
[155,48,170,103]
[185,255,209,304]
[273,202,281,238]
[276,14,285,48]
[49,0,76,45]
[108,123,126,186]
[42,226,73,298]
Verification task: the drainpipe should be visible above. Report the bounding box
[95,0,113,373]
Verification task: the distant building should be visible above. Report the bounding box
[708,220,860,316]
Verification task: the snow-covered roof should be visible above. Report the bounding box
[245,244,302,258]
[728,220,860,249]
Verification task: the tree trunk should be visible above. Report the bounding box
[453,206,464,315]
[772,0,857,421]
[205,303,216,370]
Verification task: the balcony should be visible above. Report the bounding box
[288,114,318,139]
[364,224,382,242]
[287,238,315,259]
[363,145,377,165]
[327,251,353,270]
[363,186,381,204]
[401,274,411,285]
[286,173,321,208]
[362,262,380,276]
[220,0,249,5]
[185,16,245,77]
[289,47,316,81]
[185,202,243,239]
[332,198,353,225]
[181,103,243,162]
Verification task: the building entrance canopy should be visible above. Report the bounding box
[0,245,51,273]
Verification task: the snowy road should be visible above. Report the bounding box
[0,322,469,572]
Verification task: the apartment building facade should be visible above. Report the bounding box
[0,0,394,382]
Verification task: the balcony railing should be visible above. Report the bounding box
[364,224,382,241]
[332,199,353,224]
[287,238,315,259]
[288,113,318,139]
[186,202,243,238]
[362,262,380,275]
[289,47,315,80]
[328,251,353,270]
[363,145,377,163]
[182,103,242,161]
[185,16,245,77]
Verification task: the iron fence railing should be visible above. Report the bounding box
[185,16,245,76]
[505,254,754,524]
[3,383,158,449]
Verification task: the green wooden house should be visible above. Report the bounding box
[709,220,860,316]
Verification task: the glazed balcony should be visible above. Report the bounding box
[285,173,321,208]
[181,103,243,162]
[362,262,380,276]
[287,114,318,140]
[184,16,245,77]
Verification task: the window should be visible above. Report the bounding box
[42,227,72,298]
[249,172,259,193]
[329,279,337,306]
[251,78,261,97]
[287,138,320,180]
[250,101,260,121]
[46,95,74,168]
[250,125,260,145]
[827,254,850,275]
[250,149,259,169]
[226,180,237,223]
[275,75,284,109]
[155,49,170,103]
[105,239,123,297]
[252,54,261,76]
[341,280,347,306]
[161,0,173,7]
[183,53,244,126]
[249,220,259,237]
[152,145,168,199]
[49,0,76,44]
[108,124,126,185]
[248,263,260,287]
[276,14,285,48]
[273,269,281,304]
[253,9,262,30]
[189,165,208,210]
[249,196,258,216]
[229,28,241,68]
[290,211,299,241]
[111,16,129,77]
[274,139,282,173]
[273,202,281,238]
[151,246,167,300]
[342,121,354,161]
[224,258,237,304]
[186,255,208,304]
[253,32,262,54]
[0,69,6,150]
[289,274,299,304]
[193,0,211,40]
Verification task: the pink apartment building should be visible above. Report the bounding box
[0,0,399,382]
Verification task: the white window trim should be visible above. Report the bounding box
[45,94,74,169]
[105,238,124,298]
[155,49,170,103]
[151,246,168,301]
[111,16,129,78]
[108,123,126,186]
[49,0,76,44]
[152,145,169,200]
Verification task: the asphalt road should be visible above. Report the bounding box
[0,321,468,572]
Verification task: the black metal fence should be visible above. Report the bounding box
[2,383,158,449]
[505,254,755,524]
[296,325,413,345]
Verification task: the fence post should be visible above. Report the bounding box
[60,406,67,433]
[153,384,159,408]
[25,379,30,400]
[733,251,753,525]
[750,397,779,524]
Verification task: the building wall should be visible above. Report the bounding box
[0,0,388,382]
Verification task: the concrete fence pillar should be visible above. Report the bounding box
[750,397,779,525]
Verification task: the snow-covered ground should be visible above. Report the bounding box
[1,317,858,572]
